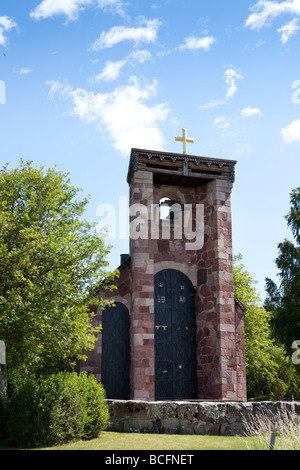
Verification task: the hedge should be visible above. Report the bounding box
[0,371,110,448]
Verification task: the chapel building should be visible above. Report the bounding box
[80,141,247,402]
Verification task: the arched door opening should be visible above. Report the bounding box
[101,302,130,399]
[154,269,197,400]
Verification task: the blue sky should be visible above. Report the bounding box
[1,0,300,299]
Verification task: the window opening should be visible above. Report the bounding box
[159,197,183,221]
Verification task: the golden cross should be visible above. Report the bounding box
[175,128,194,155]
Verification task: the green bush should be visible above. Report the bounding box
[0,371,110,448]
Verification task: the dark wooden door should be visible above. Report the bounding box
[154,269,197,400]
[101,302,130,399]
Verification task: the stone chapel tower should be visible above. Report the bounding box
[80,139,247,402]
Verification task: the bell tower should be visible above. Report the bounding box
[81,133,247,402]
[126,138,246,402]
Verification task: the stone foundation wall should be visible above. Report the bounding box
[106,400,300,437]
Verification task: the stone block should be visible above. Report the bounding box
[123,418,154,434]
[220,422,246,437]
[106,400,300,436]
[193,422,221,436]
[197,403,227,424]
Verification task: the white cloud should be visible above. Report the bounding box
[224,68,243,99]
[245,0,300,42]
[277,18,300,43]
[200,68,243,110]
[281,118,300,143]
[179,35,216,51]
[208,106,262,139]
[47,81,68,100]
[232,143,252,158]
[90,18,161,50]
[30,0,124,21]
[96,0,123,8]
[212,116,231,130]
[245,1,284,30]
[241,106,263,117]
[130,49,152,63]
[95,59,127,81]
[199,99,226,110]
[18,68,33,75]
[94,50,152,82]
[47,77,169,155]
[0,16,17,47]
[31,0,92,20]
[212,115,238,137]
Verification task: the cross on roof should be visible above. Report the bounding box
[175,128,194,155]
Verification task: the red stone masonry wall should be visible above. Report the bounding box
[128,170,246,401]
[129,170,156,400]
[80,156,247,402]
[79,263,131,383]
[196,179,239,400]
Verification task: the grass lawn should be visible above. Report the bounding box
[39,431,249,451]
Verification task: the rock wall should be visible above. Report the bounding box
[107,400,300,436]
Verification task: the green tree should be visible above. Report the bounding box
[265,188,300,356]
[233,254,299,399]
[0,160,116,373]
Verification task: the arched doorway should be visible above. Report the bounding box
[101,302,130,399]
[154,269,197,400]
